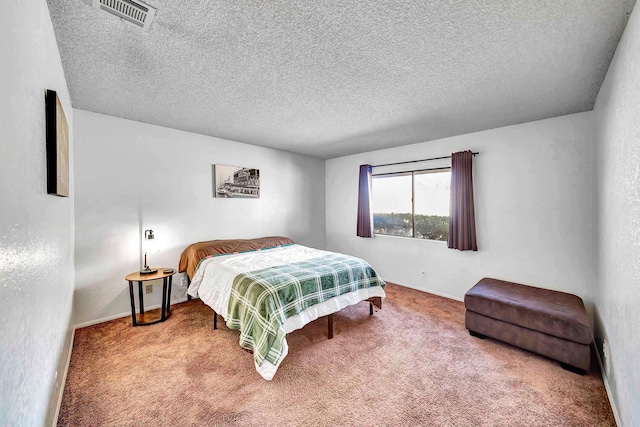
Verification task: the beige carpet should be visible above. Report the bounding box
[58,283,615,426]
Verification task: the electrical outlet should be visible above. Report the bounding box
[420,271,426,279]
[146,284,153,294]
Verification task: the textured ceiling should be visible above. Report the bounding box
[48,0,635,159]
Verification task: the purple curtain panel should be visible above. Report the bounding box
[448,151,478,251]
[356,164,374,238]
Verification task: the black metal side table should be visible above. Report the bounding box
[125,268,175,326]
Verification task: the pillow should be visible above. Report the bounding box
[178,236,295,279]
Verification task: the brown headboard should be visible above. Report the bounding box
[178,236,295,279]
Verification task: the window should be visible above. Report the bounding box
[372,169,451,241]
[371,173,413,237]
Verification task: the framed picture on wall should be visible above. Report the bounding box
[212,164,260,198]
[45,89,69,197]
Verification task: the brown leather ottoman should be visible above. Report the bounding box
[464,278,591,373]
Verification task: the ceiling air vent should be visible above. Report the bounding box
[92,0,156,31]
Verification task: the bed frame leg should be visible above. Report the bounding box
[213,311,218,330]
[328,314,334,339]
[369,302,373,316]
[186,275,192,301]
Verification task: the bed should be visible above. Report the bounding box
[178,236,386,380]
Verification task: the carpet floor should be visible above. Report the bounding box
[58,283,615,426]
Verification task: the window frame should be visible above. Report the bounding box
[372,166,451,240]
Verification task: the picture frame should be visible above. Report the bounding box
[45,89,70,197]
[212,164,260,198]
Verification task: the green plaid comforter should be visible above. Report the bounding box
[226,252,385,369]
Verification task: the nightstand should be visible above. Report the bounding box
[125,268,175,326]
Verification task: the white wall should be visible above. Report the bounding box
[326,113,596,309]
[73,109,326,326]
[593,2,640,425]
[0,1,75,426]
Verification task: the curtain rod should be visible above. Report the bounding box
[372,166,451,177]
[372,152,479,168]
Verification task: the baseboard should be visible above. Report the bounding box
[46,317,75,427]
[385,279,464,302]
[593,338,621,426]
[74,297,189,329]
[51,328,74,427]
[74,310,139,329]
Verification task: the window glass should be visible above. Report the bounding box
[372,173,413,237]
[414,171,450,241]
[372,169,450,241]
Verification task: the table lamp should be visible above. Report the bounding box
[140,229,158,274]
